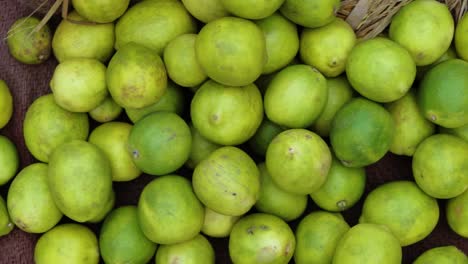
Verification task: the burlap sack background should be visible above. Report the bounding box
[0,0,466,263]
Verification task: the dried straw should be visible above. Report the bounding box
[338,0,468,40]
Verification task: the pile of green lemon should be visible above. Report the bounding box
[1,0,467,263]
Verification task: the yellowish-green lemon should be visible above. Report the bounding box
[195,16,267,86]
[264,64,327,128]
[163,34,207,88]
[412,134,468,199]
[138,175,204,244]
[255,12,299,74]
[255,163,308,221]
[7,17,51,64]
[192,146,260,216]
[52,11,114,63]
[7,163,63,233]
[50,58,108,113]
[155,234,215,264]
[201,207,240,238]
[332,223,402,264]
[310,156,366,212]
[0,135,19,186]
[71,0,129,23]
[23,94,89,162]
[34,223,99,264]
[300,17,356,77]
[0,80,13,129]
[359,180,439,246]
[312,76,354,137]
[346,37,416,103]
[295,211,350,264]
[266,129,332,195]
[280,0,341,28]
[446,190,468,238]
[229,213,295,264]
[414,246,468,264]
[389,0,454,66]
[455,13,468,61]
[88,122,142,182]
[99,206,157,264]
[115,0,197,54]
[385,91,435,156]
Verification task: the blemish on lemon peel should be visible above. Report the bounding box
[132,149,139,159]
[337,200,348,210]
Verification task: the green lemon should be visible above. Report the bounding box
[88,96,122,123]
[50,58,108,112]
[455,13,468,61]
[295,211,350,264]
[255,12,299,74]
[115,0,197,54]
[0,135,19,186]
[229,213,295,264]
[0,80,13,129]
[255,163,308,221]
[310,156,366,212]
[155,234,215,264]
[52,11,114,63]
[0,195,14,236]
[71,0,129,23]
[106,42,168,109]
[163,33,207,88]
[7,163,62,233]
[439,123,468,142]
[385,91,435,156]
[312,76,354,137]
[192,146,260,216]
[99,206,157,264]
[418,59,468,128]
[220,0,284,19]
[280,0,341,28]
[23,94,89,162]
[330,97,395,167]
[87,190,115,224]
[248,118,284,157]
[138,175,205,244]
[186,124,221,169]
[125,81,185,123]
[190,79,263,145]
[201,207,240,238]
[265,129,332,195]
[412,134,468,199]
[88,122,142,182]
[264,64,327,128]
[128,111,191,176]
[195,16,267,86]
[181,0,229,23]
[48,140,113,222]
[359,181,439,246]
[346,37,416,102]
[446,190,468,238]
[414,246,468,264]
[300,17,356,77]
[34,223,99,264]
[332,223,402,264]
